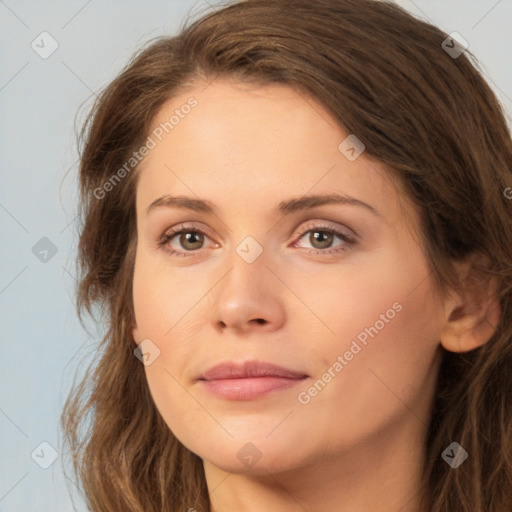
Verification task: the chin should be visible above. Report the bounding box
[191,432,311,475]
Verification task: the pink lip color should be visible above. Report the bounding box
[198,361,308,400]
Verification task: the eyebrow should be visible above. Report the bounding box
[145,193,382,218]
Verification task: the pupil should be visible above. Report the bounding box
[178,231,334,251]
[312,231,332,248]
[182,232,202,249]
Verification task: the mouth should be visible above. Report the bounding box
[198,360,309,401]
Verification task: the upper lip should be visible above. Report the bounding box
[199,360,308,381]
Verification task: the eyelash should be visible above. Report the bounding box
[157,222,357,258]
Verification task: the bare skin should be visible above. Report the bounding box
[131,79,499,512]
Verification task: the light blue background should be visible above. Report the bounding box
[1,1,511,510]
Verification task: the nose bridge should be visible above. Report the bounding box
[212,197,286,288]
[234,233,266,267]
[210,228,286,331]
[221,208,290,292]
[218,202,271,269]
[221,231,270,294]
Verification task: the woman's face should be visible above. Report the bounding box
[132,79,446,475]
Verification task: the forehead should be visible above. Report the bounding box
[135,79,415,230]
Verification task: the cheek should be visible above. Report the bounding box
[297,268,442,441]
[132,253,213,444]
[282,244,432,354]
[132,235,443,456]
[144,358,206,445]
[132,249,198,340]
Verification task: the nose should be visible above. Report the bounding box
[211,248,286,335]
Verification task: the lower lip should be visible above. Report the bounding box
[199,376,307,400]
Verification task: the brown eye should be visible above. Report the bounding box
[308,230,335,250]
[158,226,214,257]
[292,223,356,256]
[177,231,205,251]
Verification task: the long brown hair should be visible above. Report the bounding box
[61,0,512,510]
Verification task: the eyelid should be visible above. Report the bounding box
[158,222,218,250]
[158,219,358,258]
[160,219,356,245]
[294,219,358,241]
[161,221,216,240]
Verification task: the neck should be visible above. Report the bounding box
[204,417,431,512]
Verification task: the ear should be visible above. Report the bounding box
[440,253,501,353]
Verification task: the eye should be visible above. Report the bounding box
[157,223,215,257]
[157,221,357,258]
[291,222,357,256]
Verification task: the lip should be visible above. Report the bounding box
[198,360,309,400]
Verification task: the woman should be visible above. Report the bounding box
[61,0,512,510]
